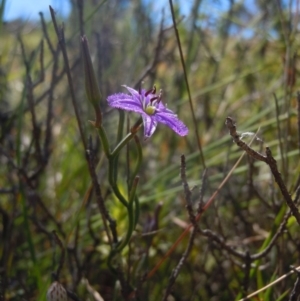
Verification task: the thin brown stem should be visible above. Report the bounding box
[49,6,87,151]
[225,117,300,225]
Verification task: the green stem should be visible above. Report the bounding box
[112,111,125,182]
[107,118,142,208]
[133,195,140,228]
[116,110,125,144]
[97,125,110,157]
[108,156,128,208]
[97,122,129,206]
[111,118,142,157]
[129,135,143,189]
[129,176,139,204]
[116,176,139,252]
[97,123,127,206]
[107,249,118,276]
[128,136,142,227]
[97,116,142,255]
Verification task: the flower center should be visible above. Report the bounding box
[141,86,162,116]
[145,105,156,115]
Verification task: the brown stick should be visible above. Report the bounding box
[225,117,300,225]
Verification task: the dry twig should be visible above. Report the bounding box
[225,117,300,225]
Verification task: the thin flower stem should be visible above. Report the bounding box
[97,125,110,157]
[112,112,125,182]
[96,116,142,258]
[112,155,119,184]
[117,110,125,144]
[111,132,137,157]
[97,124,127,208]
[129,135,143,189]
[116,176,139,252]
[107,251,118,276]
[110,119,143,157]
[129,176,139,205]
[129,178,139,228]
[108,156,128,208]
[133,195,140,228]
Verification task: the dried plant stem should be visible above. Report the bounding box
[52,231,65,280]
[162,228,197,301]
[297,92,300,155]
[225,117,300,225]
[289,267,300,301]
[134,11,165,88]
[49,6,87,150]
[146,138,248,280]
[82,278,105,301]
[162,155,199,300]
[39,12,55,55]
[238,265,300,301]
[273,93,285,172]
[200,209,289,261]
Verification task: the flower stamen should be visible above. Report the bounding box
[145,85,156,97]
[149,96,158,104]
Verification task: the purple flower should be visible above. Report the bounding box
[107,85,189,138]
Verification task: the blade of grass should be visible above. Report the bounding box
[169,0,206,168]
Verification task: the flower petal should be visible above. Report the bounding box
[155,111,189,136]
[142,115,157,137]
[107,93,144,114]
[122,85,141,99]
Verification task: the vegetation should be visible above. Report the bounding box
[0,0,299,300]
